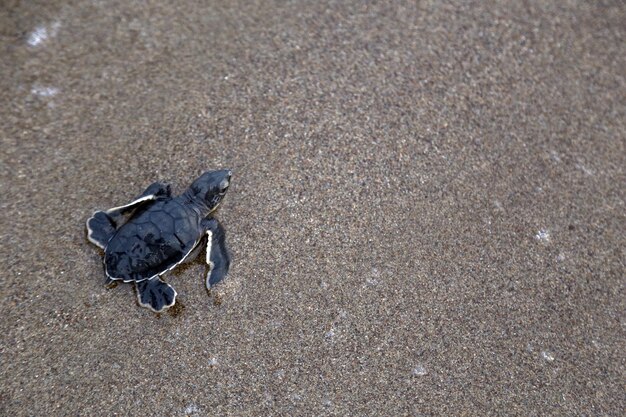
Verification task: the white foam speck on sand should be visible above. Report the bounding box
[541,350,555,362]
[535,229,550,242]
[27,26,48,46]
[31,86,59,97]
[290,393,303,402]
[412,365,428,376]
[575,162,594,176]
[324,328,335,340]
[26,21,60,46]
[207,357,218,366]
[549,150,561,163]
[365,277,379,287]
[365,267,381,287]
[184,403,199,415]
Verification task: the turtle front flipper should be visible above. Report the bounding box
[87,182,171,249]
[136,277,177,312]
[202,218,231,289]
[86,182,172,249]
[104,182,171,227]
[135,182,172,200]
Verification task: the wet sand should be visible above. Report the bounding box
[1,1,624,415]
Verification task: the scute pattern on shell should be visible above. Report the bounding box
[104,200,199,281]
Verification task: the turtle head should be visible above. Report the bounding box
[187,169,232,213]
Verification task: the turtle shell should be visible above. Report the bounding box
[104,198,202,282]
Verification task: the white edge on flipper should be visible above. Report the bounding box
[136,277,178,313]
[104,195,156,214]
[85,214,106,249]
[205,230,215,290]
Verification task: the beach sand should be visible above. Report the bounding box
[1,1,624,415]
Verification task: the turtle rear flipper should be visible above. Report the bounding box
[105,182,171,227]
[136,278,177,312]
[86,182,172,248]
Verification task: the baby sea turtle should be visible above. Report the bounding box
[86,170,232,312]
